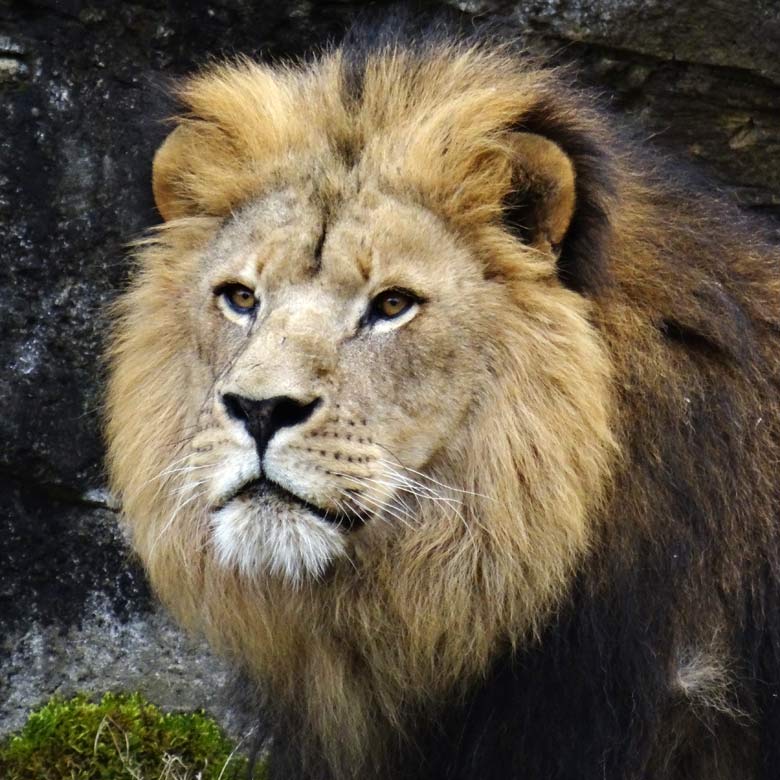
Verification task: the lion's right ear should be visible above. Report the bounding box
[152,125,195,222]
[504,132,576,257]
[503,108,615,292]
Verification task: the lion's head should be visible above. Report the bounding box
[106,41,617,774]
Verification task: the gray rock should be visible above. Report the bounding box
[0,597,236,739]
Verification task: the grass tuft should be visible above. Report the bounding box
[0,692,261,780]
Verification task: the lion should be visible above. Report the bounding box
[105,21,780,780]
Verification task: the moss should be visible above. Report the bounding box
[0,692,262,780]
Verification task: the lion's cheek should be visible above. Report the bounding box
[346,333,482,471]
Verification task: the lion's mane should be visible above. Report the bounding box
[106,20,780,780]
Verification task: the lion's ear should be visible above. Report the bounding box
[152,125,195,222]
[504,132,576,256]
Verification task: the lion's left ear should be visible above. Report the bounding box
[504,132,576,256]
[152,125,196,222]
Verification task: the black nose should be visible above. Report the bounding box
[222,393,321,459]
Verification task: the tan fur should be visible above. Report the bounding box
[106,44,624,776]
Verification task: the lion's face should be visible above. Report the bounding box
[188,184,488,584]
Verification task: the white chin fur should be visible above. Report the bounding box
[206,450,261,509]
[211,498,346,586]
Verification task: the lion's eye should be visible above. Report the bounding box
[216,283,258,315]
[369,289,416,321]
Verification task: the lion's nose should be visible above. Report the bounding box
[222,393,321,459]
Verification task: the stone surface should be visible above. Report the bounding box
[1,597,234,738]
[1,0,779,736]
[0,476,145,633]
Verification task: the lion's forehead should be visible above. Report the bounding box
[200,183,475,302]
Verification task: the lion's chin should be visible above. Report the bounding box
[210,494,348,586]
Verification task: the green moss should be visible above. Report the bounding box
[0,692,262,780]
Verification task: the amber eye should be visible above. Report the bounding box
[370,289,416,321]
[216,283,258,315]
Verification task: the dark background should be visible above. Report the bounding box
[1,0,779,732]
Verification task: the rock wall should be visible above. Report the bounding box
[1,0,779,736]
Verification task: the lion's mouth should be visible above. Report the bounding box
[218,477,363,531]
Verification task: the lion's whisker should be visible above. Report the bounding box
[334,469,450,508]
[342,487,415,531]
[376,455,494,501]
[150,486,208,556]
[134,453,197,492]
[169,478,210,498]
[379,469,479,541]
[331,496,359,574]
